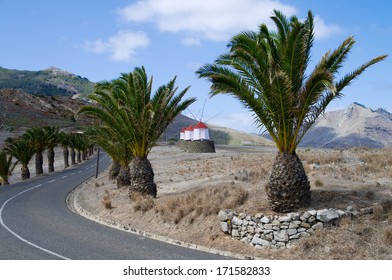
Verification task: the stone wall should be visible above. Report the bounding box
[218,205,374,249]
[179,140,216,153]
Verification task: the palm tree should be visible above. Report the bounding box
[0,149,17,185]
[79,67,196,196]
[43,126,61,173]
[68,133,77,165]
[87,126,133,186]
[4,137,35,180]
[196,10,387,212]
[23,127,48,175]
[59,131,70,168]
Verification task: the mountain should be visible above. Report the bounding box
[0,66,95,98]
[298,103,392,148]
[0,89,268,146]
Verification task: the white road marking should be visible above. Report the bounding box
[61,175,68,179]
[0,184,70,260]
[48,180,56,183]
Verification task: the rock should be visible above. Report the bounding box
[242,220,249,226]
[360,207,373,215]
[289,234,300,240]
[260,216,270,224]
[308,216,316,223]
[300,222,311,228]
[263,224,273,230]
[255,213,264,219]
[308,210,317,216]
[312,222,324,230]
[274,230,289,242]
[232,216,243,226]
[220,222,230,233]
[352,210,361,217]
[278,215,292,223]
[336,210,346,217]
[297,227,306,233]
[347,205,354,212]
[241,237,250,244]
[317,209,340,222]
[302,211,311,219]
[300,232,311,238]
[289,221,301,228]
[275,242,286,247]
[238,213,246,219]
[251,236,271,247]
[247,226,255,234]
[289,213,300,221]
[272,219,281,226]
[218,209,234,221]
[287,228,298,236]
[232,229,240,237]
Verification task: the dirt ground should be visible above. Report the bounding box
[71,144,392,259]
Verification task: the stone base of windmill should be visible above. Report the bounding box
[179,140,215,153]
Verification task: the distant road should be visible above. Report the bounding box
[0,153,230,260]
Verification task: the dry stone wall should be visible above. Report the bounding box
[219,205,374,248]
[179,140,215,153]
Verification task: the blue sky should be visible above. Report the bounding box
[1,0,391,133]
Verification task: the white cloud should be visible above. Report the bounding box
[83,30,150,62]
[117,0,297,42]
[314,15,343,39]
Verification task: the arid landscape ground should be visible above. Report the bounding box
[70,144,392,260]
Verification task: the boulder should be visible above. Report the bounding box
[317,209,340,222]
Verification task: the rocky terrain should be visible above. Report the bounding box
[299,103,392,148]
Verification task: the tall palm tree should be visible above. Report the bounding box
[0,149,17,185]
[68,133,77,165]
[196,10,387,212]
[23,127,48,175]
[79,67,196,196]
[43,126,61,173]
[59,131,70,168]
[4,137,35,180]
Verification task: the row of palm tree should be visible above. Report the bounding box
[0,127,92,185]
[78,66,196,196]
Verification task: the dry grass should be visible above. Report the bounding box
[79,146,392,259]
[102,190,112,209]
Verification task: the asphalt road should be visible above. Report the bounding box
[0,153,230,260]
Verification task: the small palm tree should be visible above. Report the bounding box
[79,67,196,196]
[23,127,48,175]
[87,126,133,186]
[68,133,78,165]
[4,137,35,180]
[43,126,61,173]
[0,149,17,185]
[197,10,387,212]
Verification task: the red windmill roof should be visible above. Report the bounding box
[185,125,194,131]
[194,121,208,129]
[181,127,186,132]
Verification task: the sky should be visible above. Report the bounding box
[1,0,391,133]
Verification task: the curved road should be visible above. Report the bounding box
[0,154,230,260]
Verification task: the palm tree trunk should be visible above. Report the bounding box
[35,152,44,175]
[77,150,81,163]
[70,148,76,165]
[129,156,157,197]
[63,146,69,168]
[21,165,30,180]
[109,160,121,180]
[265,152,311,213]
[47,148,55,173]
[116,164,131,188]
[1,177,10,186]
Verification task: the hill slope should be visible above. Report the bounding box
[0,66,95,97]
[299,103,392,148]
